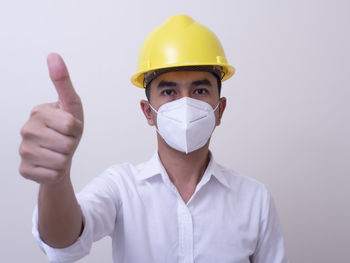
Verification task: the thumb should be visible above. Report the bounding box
[47,53,83,122]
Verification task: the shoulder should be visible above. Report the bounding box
[98,161,145,187]
[77,160,145,197]
[217,163,268,190]
[104,162,139,178]
[214,162,271,206]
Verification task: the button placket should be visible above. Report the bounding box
[177,201,194,263]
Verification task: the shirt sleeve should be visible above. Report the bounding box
[32,170,120,263]
[251,189,289,263]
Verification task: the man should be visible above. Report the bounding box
[19,15,288,262]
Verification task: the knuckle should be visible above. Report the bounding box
[30,103,54,119]
[19,163,31,180]
[18,143,30,158]
[18,144,24,156]
[20,123,30,138]
[21,121,42,140]
[19,164,27,177]
[56,154,70,168]
[62,116,75,133]
[62,139,75,153]
[30,105,43,117]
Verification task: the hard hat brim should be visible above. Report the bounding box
[131,63,235,89]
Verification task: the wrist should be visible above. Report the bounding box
[39,171,71,192]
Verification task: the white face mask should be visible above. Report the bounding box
[149,97,220,154]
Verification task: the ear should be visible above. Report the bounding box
[140,100,156,126]
[216,97,227,126]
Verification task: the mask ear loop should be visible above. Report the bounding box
[212,101,220,113]
[148,103,161,134]
[148,103,158,114]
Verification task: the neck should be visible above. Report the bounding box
[157,134,210,202]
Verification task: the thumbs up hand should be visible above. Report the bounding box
[19,54,84,185]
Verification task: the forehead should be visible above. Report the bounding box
[151,71,217,86]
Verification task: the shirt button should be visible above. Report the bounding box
[184,214,191,222]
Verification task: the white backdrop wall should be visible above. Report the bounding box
[0,0,349,262]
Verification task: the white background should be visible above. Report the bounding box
[1,0,349,262]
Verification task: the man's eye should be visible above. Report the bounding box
[162,89,175,96]
[194,88,208,95]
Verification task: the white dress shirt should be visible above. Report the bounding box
[32,152,288,263]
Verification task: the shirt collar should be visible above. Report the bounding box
[202,152,231,189]
[136,152,163,181]
[136,151,231,189]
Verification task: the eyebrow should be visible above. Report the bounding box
[157,80,178,88]
[191,79,212,87]
[157,78,212,89]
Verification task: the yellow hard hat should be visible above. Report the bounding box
[130,14,235,88]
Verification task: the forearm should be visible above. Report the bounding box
[18,54,85,248]
[38,175,83,248]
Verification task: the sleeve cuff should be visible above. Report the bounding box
[32,201,92,263]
